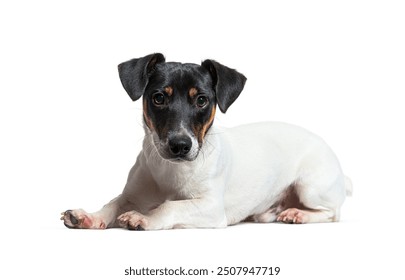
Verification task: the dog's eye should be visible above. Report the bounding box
[152,93,165,106]
[196,96,208,108]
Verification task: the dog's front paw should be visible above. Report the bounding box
[60,209,106,229]
[117,211,148,230]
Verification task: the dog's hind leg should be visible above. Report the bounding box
[276,207,337,223]
[277,161,347,224]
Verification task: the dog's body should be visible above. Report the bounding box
[62,54,351,230]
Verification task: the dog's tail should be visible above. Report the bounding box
[344,176,353,196]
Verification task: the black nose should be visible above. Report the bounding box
[168,136,192,157]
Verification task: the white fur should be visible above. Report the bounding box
[62,122,350,230]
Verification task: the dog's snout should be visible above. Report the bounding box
[168,136,192,157]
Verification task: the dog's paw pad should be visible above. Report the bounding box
[277,208,307,224]
[117,211,148,230]
[61,209,106,229]
[61,210,79,227]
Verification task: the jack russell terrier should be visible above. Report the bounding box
[61,53,352,230]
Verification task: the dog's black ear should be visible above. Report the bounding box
[118,53,165,101]
[201,59,247,113]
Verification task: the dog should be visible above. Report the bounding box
[61,53,352,230]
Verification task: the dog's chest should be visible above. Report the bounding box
[147,160,204,198]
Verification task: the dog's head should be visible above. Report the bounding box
[118,53,246,162]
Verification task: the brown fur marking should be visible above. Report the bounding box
[143,99,154,130]
[164,86,173,96]
[194,106,216,144]
[189,87,198,98]
[279,184,309,210]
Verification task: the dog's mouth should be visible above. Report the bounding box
[167,156,196,163]
[158,148,199,163]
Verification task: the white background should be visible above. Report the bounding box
[1,0,404,279]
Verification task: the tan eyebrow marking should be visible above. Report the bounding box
[189,87,198,98]
[164,86,173,96]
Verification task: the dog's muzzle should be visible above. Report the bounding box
[152,129,200,162]
[163,132,199,162]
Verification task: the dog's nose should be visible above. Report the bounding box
[168,136,192,157]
